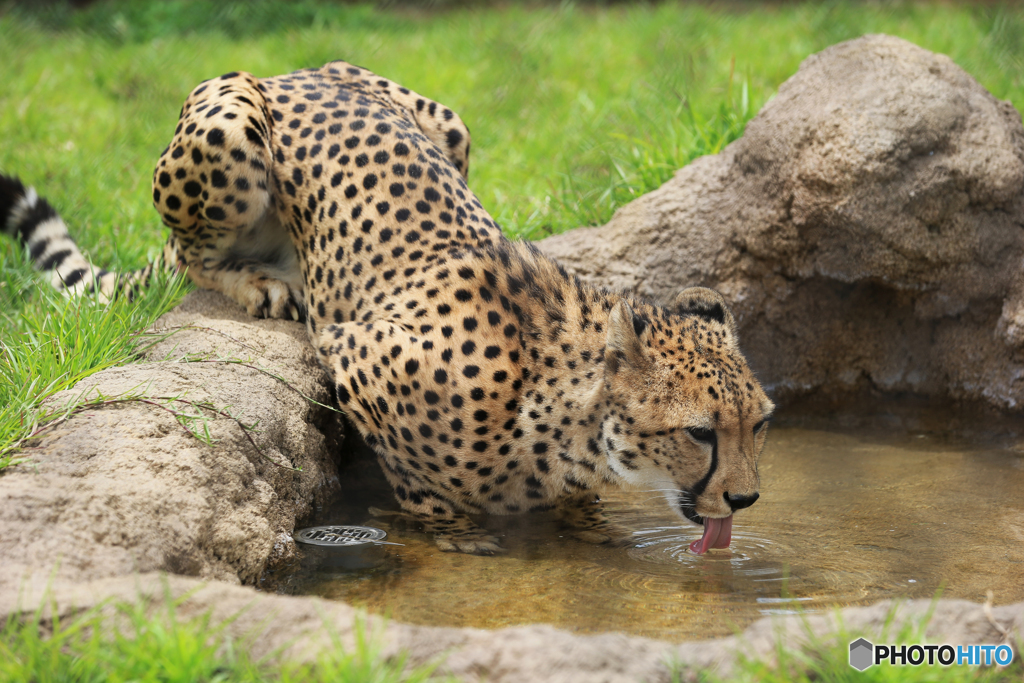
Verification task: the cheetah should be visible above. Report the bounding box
[1,60,774,555]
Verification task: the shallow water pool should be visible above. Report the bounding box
[279,402,1024,641]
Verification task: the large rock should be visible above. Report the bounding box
[0,289,343,591]
[539,34,1024,409]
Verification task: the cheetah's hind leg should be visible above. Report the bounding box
[153,71,305,322]
[558,494,637,547]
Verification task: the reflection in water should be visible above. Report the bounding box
[278,409,1024,641]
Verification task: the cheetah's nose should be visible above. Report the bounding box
[724,491,759,512]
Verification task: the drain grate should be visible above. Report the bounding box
[295,525,397,547]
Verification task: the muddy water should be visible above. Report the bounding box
[282,405,1024,641]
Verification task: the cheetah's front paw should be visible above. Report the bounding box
[571,528,636,547]
[558,495,636,547]
[237,275,306,322]
[434,532,506,556]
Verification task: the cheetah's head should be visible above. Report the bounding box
[600,287,774,554]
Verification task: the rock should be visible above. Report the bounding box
[0,573,1019,682]
[0,289,343,592]
[539,34,1024,410]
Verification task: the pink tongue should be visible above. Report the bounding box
[689,515,733,555]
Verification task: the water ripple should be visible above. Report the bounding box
[628,523,783,569]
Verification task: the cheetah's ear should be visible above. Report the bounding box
[673,287,739,347]
[605,299,653,376]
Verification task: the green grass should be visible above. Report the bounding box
[4,1,1024,250]
[0,243,188,468]
[1,588,450,682]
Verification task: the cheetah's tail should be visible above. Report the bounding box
[0,173,180,301]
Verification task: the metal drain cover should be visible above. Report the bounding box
[295,525,390,547]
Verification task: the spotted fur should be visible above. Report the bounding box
[2,61,774,554]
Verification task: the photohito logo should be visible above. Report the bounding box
[849,638,1014,671]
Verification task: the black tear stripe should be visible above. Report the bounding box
[690,438,719,498]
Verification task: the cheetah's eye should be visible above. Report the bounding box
[686,427,716,445]
[753,419,770,434]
